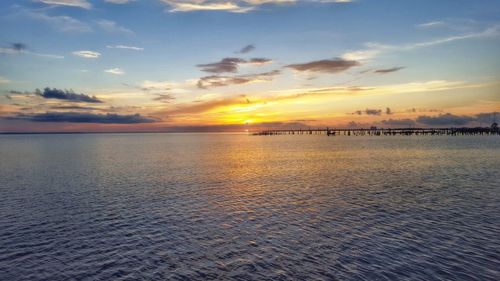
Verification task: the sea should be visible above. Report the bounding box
[0,133,499,280]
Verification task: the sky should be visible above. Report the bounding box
[0,0,499,132]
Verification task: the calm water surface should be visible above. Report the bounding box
[0,133,499,280]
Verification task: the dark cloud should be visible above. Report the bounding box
[237,44,255,54]
[374,67,404,74]
[353,108,383,116]
[50,105,103,111]
[197,57,246,74]
[249,58,272,64]
[8,112,158,124]
[36,87,102,103]
[153,93,176,103]
[285,58,360,73]
[385,107,392,115]
[7,90,31,96]
[475,112,498,124]
[381,118,416,127]
[405,108,443,113]
[11,43,27,52]
[196,57,272,74]
[197,70,280,89]
[366,109,382,115]
[416,113,476,126]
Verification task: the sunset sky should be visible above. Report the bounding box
[0,0,499,132]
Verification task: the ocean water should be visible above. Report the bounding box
[0,133,499,281]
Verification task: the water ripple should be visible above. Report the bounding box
[0,134,499,280]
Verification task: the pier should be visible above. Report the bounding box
[254,125,500,136]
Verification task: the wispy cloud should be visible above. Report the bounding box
[196,57,273,74]
[106,45,144,51]
[374,67,404,74]
[343,24,500,61]
[197,70,280,89]
[0,43,64,59]
[237,44,255,54]
[285,58,360,73]
[160,96,251,115]
[104,68,125,75]
[96,20,134,34]
[161,0,350,13]
[105,0,134,4]
[247,58,273,65]
[21,9,92,33]
[153,94,176,103]
[163,1,254,13]
[35,0,92,9]
[197,57,247,73]
[416,21,445,29]
[72,50,101,58]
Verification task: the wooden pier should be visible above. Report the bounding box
[254,126,500,137]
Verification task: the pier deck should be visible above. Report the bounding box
[254,127,500,136]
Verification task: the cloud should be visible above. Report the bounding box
[96,20,134,34]
[11,43,27,52]
[153,94,176,103]
[105,0,134,3]
[8,112,158,124]
[197,57,274,74]
[36,87,103,103]
[342,24,500,61]
[417,21,444,28]
[160,96,250,115]
[162,1,254,13]
[36,0,92,9]
[416,113,476,126]
[106,45,144,51]
[72,50,101,58]
[374,67,404,74]
[197,57,247,73]
[385,107,392,115]
[161,0,348,13]
[380,118,416,127]
[380,112,498,127]
[21,9,92,33]
[0,42,64,59]
[416,21,445,29]
[248,58,273,65]
[353,108,382,116]
[238,44,255,53]
[105,68,125,75]
[475,112,498,124]
[50,105,104,111]
[197,70,280,89]
[285,58,360,73]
